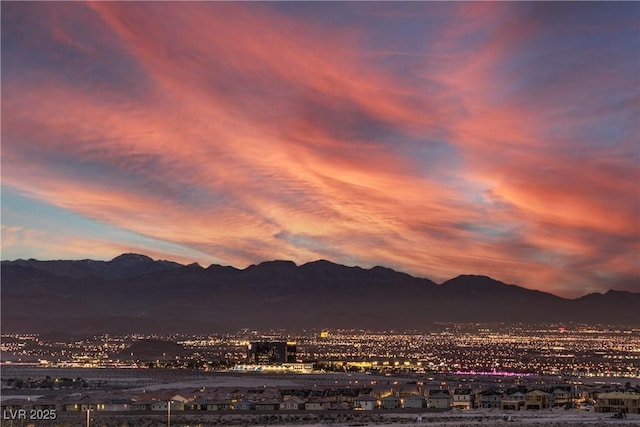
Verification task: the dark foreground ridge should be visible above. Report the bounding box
[2,254,639,333]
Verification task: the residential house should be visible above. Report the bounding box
[353,395,377,411]
[170,399,185,411]
[380,394,401,409]
[477,389,502,409]
[185,396,208,411]
[64,395,98,412]
[552,388,572,408]
[525,390,552,410]
[280,396,305,410]
[153,400,184,411]
[96,398,132,411]
[326,388,363,403]
[373,384,394,399]
[234,399,256,411]
[330,402,353,410]
[304,398,331,410]
[49,395,70,412]
[398,383,422,398]
[427,390,452,410]
[585,385,617,402]
[596,391,640,414]
[206,400,232,411]
[500,391,526,411]
[131,400,154,411]
[151,401,168,411]
[259,388,283,402]
[256,400,280,411]
[323,389,341,404]
[452,389,475,410]
[402,394,426,409]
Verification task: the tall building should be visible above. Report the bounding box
[248,342,296,364]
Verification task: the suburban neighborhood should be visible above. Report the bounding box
[2,382,639,416]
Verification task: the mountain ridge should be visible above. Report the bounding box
[2,253,638,333]
[3,253,634,299]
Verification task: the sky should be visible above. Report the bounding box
[1,2,639,298]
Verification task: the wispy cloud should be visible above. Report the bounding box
[2,2,638,296]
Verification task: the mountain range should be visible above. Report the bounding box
[2,253,638,334]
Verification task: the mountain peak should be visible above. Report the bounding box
[260,260,297,267]
[605,289,631,296]
[110,253,154,263]
[581,289,635,299]
[442,274,507,287]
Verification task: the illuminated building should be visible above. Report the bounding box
[247,342,296,364]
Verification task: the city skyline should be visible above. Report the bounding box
[2,2,639,298]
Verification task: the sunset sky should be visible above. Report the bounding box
[2,2,638,297]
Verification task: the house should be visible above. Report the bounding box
[96,398,132,411]
[185,396,208,411]
[380,394,401,409]
[234,399,256,411]
[149,396,188,412]
[330,402,353,410]
[280,396,305,410]
[151,401,168,411]
[452,389,475,410]
[325,388,354,403]
[477,389,502,409]
[206,400,232,411]
[256,400,280,411]
[352,388,374,401]
[354,395,377,411]
[131,399,154,411]
[525,390,552,410]
[398,383,423,398]
[500,391,526,411]
[427,390,452,410]
[552,388,572,408]
[64,395,98,412]
[596,391,640,414]
[304,398,330,410]
[373,384,394,399]
[172,399,185,411]
[402,394,425,409]
[259,387,283,401]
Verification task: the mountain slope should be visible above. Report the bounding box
[2,253,182,280]
[1,254,638,333]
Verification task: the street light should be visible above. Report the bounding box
[86,408,91,427]
[167,399,172,427]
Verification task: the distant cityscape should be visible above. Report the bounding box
[3,324,638,379]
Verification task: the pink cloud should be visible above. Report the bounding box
[2,2,637,297]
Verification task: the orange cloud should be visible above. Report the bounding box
[2,2,638,297]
